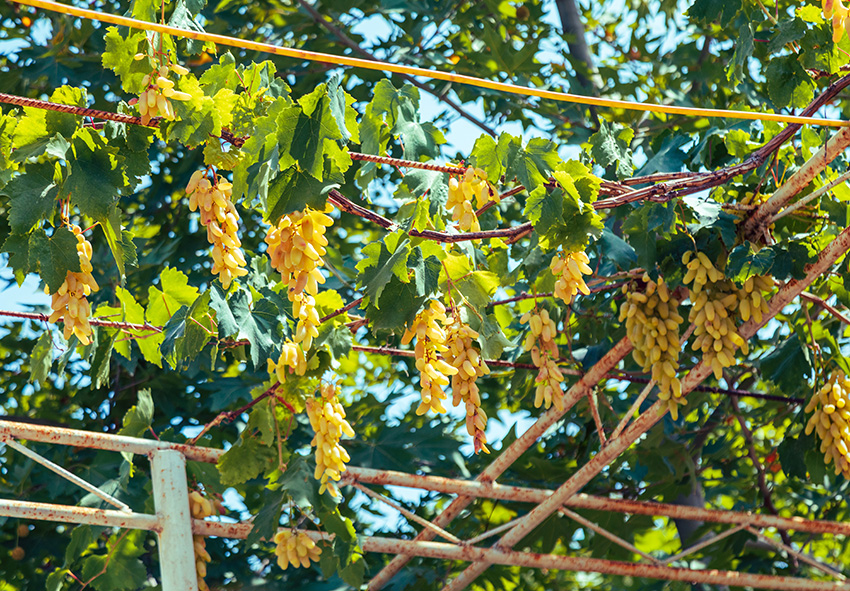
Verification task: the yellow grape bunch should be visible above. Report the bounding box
[682,251,748,380]
[133,55,191,125]
[265,206,334,351]
[806,370,850,479]
[737,275,772,323]
[444,318,491,454]
[189,490,222,591]
[306,382,355,496]
[446,167,496,232]
[824,0,849,42]
[521,307,565,411]
[619,275,685,418]
[273,530,322,571]
[47,224,99,345]
[267,341,308,383]
[186,171,248,289]
[401,300,457,415]
[550,250,593,305]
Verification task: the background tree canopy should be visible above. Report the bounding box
[2,0,850,589]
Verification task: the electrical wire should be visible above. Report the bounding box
[10,0,850,128]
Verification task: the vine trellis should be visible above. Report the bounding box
[5,0,850,589]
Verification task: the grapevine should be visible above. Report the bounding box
[305,381,355,496]
[47,224,99,345]
[682,251,748,380]
[444,317,491,454]
[520,307,565,411]
[273,530,322,570]
[186,170,248,290]
[619,275,685,418]
[805,370,850,478]
[550,250,593,305]
[445,167,495,232]
[265,206,334,351]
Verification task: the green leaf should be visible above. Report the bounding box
[768,18,807,53]
[115,287,163,366]
[276,84,346,180]
[45,86,87,138]
[588,121,634,179]
[67,128,126,220]
[101,27,150,94]
[265,166,337,220]
[599,228,637,268]
[777,430,810,480]
[146,267,200,326]
[168,77,234,147]
[356,235,412,305]
[90,330,116,390]
[29,227,82,293]
[217,428,277,486]
[199,53,239,94]
[167,0,208,54]
[215,287,281,368]
[30,331,53,386]
[766,55,816,109]
[327,74,360,144]
[246,488,287,546]
[469,133,502,182]
[117,389,154,439]
[727,23,754,84]
[478,315,513,359]
[99,206,132,279]
[3,161,58,234]
[160,292,214,368]
[688,0,742,26]
[726,242,775,281]
[78,531,146,591]
[209,283,240,337]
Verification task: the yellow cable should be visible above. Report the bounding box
[13,0,850,128]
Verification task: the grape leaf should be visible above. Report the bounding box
[29,331,53,386]
[3,161,58,234]
[29,227,81,292]
[101,27,150,94]
[66,128,126,220]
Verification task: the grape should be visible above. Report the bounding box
[305,382,355,496]
[444,318,491,453]
[619,275,685,419]
[550,250,592,305]
[135,57,191,124]
[188,490,218,591]
[265,206,334,351]
[47,224,99,345]
[446,167,495,232]
[274,530,322,570]
[824,0,849,42]
[805,370,850,478]
[520,307,565,411]
[267,341,308,383]
[186,171,248,289]
[401,300,457,415]
[682,251,747,383]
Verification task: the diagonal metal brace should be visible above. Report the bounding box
[1,436,131,512]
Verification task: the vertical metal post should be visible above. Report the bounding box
[150,449,198,591]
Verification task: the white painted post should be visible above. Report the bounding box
[150,449,199,591]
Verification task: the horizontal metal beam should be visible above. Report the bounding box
[0,420,222,463]
[0,499,160,531]
[191,521,850,591]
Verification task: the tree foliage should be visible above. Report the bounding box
[2,0,850,589]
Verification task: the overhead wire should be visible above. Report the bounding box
[9,0,850,129]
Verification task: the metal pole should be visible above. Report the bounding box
[150,449,198,591]
[0,499,159,531]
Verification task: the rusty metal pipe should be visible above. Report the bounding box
[0,499,160,531]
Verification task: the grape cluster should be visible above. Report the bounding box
[267,341,307,384]
[446,167,495,232]
[805,371,850,478]
[189,490,222,591]
[401,301,458,415]
[134,57,191,124]
[273,530,322,570]
[619,275,686,418]
[521,308,565,411]
[186,171,248,289]
[265,206,334,351]
[824,0,849,42]
[445,318,491,454]
[737,275,772,323]
[306,382,355,496]
[683,251,748,380]
[550,250,593,305]
[48,224,99,345]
